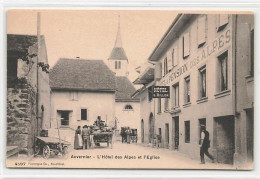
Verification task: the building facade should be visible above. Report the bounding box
[7,34,51,156]
[49,59,116,143]
[135,14,254,168]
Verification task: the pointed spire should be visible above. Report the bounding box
[115,15,122,47]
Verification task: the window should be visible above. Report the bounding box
[70,92,78,101]
[157,98,161,113]
[164,98,169,111]
[218,51,228,91]
[199,66,207,98]
[183,32,190,59]
[185,76,191,103]
[199,118,206,144]
[148,86,153,102]
[185,121,190,143]
[217,14,229,32]
[115,61,117,69]
[81,109,88,120]
[164,57,168,76]
[59,110,70,126]
[172,83,179,107]
[124,104,133,110]
[118,61,121,69]
[197,16,206,47]
[172,47,178,67]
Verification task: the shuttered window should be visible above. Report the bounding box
[217,14,229,32]
[167,50,173,72]
[172,47,178,67]
[197,16,206,47]
[161,60,164,77]
[183,32,190,59]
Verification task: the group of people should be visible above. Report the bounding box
[74,125,93,150]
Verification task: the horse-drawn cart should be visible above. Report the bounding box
[92,131,113,148]
[35,136,70,159]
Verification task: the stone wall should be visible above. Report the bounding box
[7,78,36,156]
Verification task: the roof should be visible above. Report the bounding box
[108,47,128,61]
[50,58,116,91]
[115,76,139,102]
[7,34,43,54]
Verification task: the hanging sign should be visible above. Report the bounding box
[152,86,170,98]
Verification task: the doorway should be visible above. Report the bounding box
[246,109,254,163]
[172,116,179,150]
[215,116,235,164]
[141,119,144,143]
[165,123,169,148]
[149,113,154,143]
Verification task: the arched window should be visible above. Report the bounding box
[124,104,133,111]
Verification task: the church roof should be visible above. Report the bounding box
[108,47,128,61]
[115,76,140,102]
[50,58,116,92]
[108,16,128,61]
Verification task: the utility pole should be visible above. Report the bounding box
[36,12,40,135]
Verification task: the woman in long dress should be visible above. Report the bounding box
[74,126,83,149]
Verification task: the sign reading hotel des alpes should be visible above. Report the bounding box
[153,86,170,98]
[161,28,231,86]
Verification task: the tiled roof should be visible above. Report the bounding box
[7,34,41,53]
[50,58,116,91]
[108,47,128,61]
[115,76,139,102]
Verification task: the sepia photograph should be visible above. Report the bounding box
[6,10,254,170]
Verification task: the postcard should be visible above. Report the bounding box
[6,10,254,169]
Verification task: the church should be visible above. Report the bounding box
[49,18,140,143]
[107,19,140,138]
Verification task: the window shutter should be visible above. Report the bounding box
[173,46,178,66]
[155,62,162,80]
[183,32,190,58]
[198,16,206,46]
[161,60,164,77]
[167,50,173,71]
[219,14,229,27]
[77,108,80,121]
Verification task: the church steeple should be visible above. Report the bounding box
[115,15,122,48]
[108,15,129,77]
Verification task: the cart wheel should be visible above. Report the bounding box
[42,145,51,159]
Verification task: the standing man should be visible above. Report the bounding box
[82,125,91,149]
[200,125,215,164]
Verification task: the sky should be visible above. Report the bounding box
[7,10,178,83]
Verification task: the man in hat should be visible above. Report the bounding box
[200,125,215,164]
[82,125,91,149]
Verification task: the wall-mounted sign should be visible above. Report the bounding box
[152,86,170,98]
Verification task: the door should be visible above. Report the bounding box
[215,116,235,164]
[141,119,144,143]
[246,109,254,163]
[173,117,179,150]
[165,123,169,148]
[149,113,154,143]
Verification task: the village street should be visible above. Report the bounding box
[24,141,234,169]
